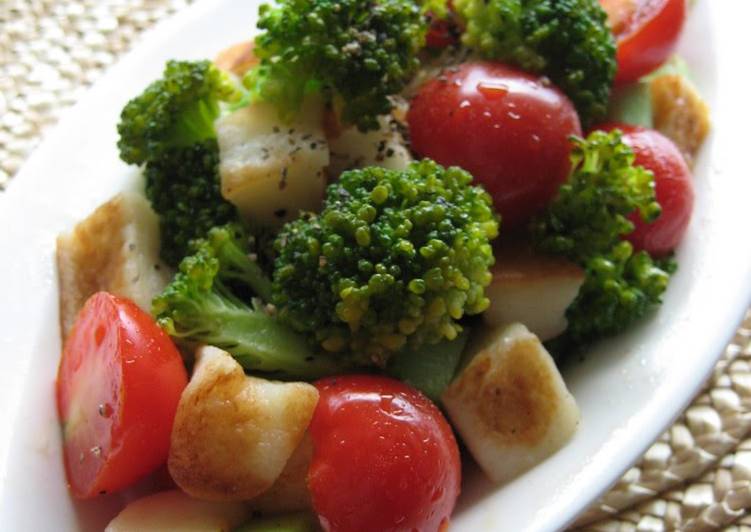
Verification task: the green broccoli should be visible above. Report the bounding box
[563,243,675,344]
[144,141,237,266]
[116,60,244,266]
[153,224,344,378]
[386,331,469,401]
[530,129,673,348]
[272,159,499,366]
[199,223,273,302]
[117,60,241,166]
[245,0,427,131]
[453,0,616,126]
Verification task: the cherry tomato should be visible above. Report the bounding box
[407,61,582,228]
[56,292,188,498]
[600,0,686,84]
[597,123,694,256]
[308,375,461,532]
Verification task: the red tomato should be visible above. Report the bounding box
[600,0,686,84]
[407,61,582,228]
[56,292,188,499]
[308,375,461,532]
[597,123,694,256]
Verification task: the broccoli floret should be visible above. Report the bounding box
[453,0,616,126]
[245,0,427,131]
[116,59,244,265]
[200,223,273,302]
[144,141,237,266]
[530,130,673,347]
[153,224,344,378]
[564,243,675,344]
[117,60,241,166]
[272,159,499,366]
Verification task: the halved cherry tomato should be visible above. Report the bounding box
[308,375,461,532]
[601,0,686,84]
[597,123,694,256]
[56,292,188,498]
[407,61,582,228]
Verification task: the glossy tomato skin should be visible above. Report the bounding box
[308,375,461,532]
[601,0,686,84]
[408,61,581,228]
[597,123,694,257]
[56,292,188,498]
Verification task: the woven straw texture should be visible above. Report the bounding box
[2,1,750,529]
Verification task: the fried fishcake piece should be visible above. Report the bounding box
[169,346,319,501]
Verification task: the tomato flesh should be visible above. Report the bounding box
[308,375,461,532]
[56,292,188,498]
[597,123,694,256]
[407,61,581,228]
[601,0,686,84]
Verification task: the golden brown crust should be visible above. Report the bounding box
[214,41,258,77]
[55,193,170,342]
[490,246,584,283]
[444,336,556,447]
[650,73,711,167]
[56,201,126,340]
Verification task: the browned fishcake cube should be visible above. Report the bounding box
[56,192,171,340]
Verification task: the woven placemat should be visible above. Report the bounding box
[3,1,750,529]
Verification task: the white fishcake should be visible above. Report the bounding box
[442,323,580,484]
[168,346,319,501]
[248,433,314,514]
[56,192,171,340]
[483,247,585,341]
[105,490,247,532]
[216,98,329,227]
[328,115,412,177]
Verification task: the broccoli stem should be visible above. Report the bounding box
[154,234,345,379]
[164,286,344,378]
[211,232,273,302]
[238,260,273,303]
[213,305,344,378]
[386,331,469,401]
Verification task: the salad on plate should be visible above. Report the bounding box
[52,0,710,529]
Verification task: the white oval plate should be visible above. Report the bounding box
[1,1,750,530]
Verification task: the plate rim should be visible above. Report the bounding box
[2,1,751,530]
